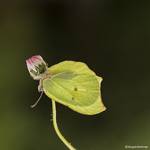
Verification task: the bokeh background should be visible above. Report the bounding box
[0,0,150,150]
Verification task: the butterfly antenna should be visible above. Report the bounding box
[30,91,44,108]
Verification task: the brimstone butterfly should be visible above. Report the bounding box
[26,55,106,150]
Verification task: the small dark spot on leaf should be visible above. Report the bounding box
[72,97,75,100]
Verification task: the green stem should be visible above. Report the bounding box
[52,100,76,150]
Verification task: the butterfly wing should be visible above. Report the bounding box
[43,72,105,115]
[43,61,106,115]
[69,76,106,115]
[48,61,96,76]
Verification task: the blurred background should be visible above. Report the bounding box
[0,0,150,150]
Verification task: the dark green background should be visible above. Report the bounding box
[0,0,149,150]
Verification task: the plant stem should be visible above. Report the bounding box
[52,100,76,150]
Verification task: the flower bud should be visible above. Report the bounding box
[26,55,48,80]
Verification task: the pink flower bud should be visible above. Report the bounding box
[26,55,48,80]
